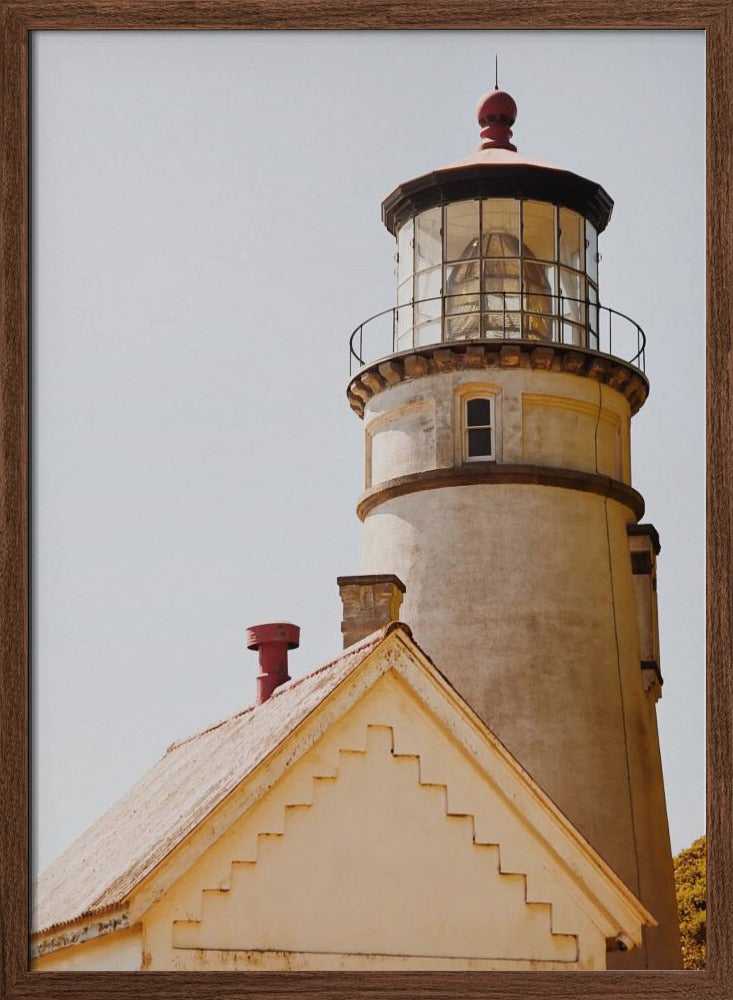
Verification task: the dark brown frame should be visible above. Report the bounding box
[1,5,728,999]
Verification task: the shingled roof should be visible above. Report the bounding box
[32,627,390,937]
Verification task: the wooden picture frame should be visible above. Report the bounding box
[1,5,728,998]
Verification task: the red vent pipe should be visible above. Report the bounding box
[245,622,300,705]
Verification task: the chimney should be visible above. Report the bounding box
[337,574,406,648]
[246,622,300,704]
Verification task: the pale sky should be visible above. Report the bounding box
[31,30,705,876]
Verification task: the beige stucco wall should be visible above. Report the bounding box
[366,398,436,487]
[138,673,614,971]
[358,367,680,969]
[363,368,631,488]
[521,392,623,479]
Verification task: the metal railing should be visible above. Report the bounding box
[349,292,646,376]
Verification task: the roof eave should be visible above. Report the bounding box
[31,905,131,957]
[381,163,614,235]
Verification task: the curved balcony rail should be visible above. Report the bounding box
[349,292,646,377]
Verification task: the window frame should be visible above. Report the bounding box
[455,386,501,464]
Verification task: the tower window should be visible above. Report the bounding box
[464,397,494,460]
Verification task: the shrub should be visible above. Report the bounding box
[674,835,706,970]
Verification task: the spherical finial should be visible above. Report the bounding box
[476,88,518,152]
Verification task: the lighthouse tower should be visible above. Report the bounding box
[347,88,681,969]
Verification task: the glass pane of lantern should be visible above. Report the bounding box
[523,312,556,342]
[443,260,480,312]
[482,312,501,337]
[444,260,479,314]
[483,311,520,338]
[467,398,491,426]
[559,267,586,327]
[396,289,413,350]
[504,311,522,335]
[467,428,492,456]
[522,201,556,262]
[585,219,598,284]
[415,266,442,322]
[415,320,441,347]
[397,218,414,286]
[415,207,442,272]
[561,322,584,347]
[415,300,441,326]
[588,283,599,348]
[482,199,520,255]
[483,258,520,312]
[559,207,585,271]
[446,292,480,315]
[395,316,414,352]
[522,260,556,308]
[445,200,479,262]
[523,260,556,342]
[415,279,441,325]
[445,314,480,341]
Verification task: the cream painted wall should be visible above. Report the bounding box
[138,672,620,971]
[32,927,142,971]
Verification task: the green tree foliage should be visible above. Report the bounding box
[674,835,706,969]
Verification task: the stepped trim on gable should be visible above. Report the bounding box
[172,724,578,962]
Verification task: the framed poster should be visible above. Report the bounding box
[0,6,728,1000]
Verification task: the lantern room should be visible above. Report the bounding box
[350,87,645,378]
[394,197,598,349]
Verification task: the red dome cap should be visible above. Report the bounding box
[476,88,518,152]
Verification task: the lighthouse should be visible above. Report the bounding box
[347,88,682,969]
